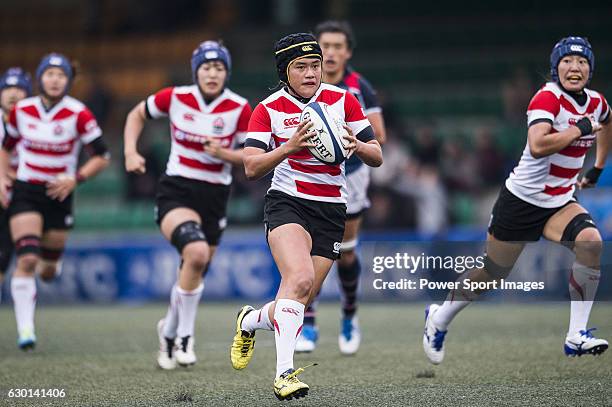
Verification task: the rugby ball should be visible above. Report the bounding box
[300,102,349,165]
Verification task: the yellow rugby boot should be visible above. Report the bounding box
[273,363,317,401]
[230,305,256,370]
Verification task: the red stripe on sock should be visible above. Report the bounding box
[295,324,303,338]
[257,310,262,323]
[274,319,280,335]
[569,271,585,300]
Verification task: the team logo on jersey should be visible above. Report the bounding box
[54,124,64,136]
[213,117,224,134]
[568,115,593,127]
[183,113,195,122]
[302,45,313,51]
[28,123,37,130]
[283,117,300,128]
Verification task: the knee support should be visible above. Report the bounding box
[14,235,41,257]
[170,221,206,253]
[483,254,514,280]
[41,247,64,261]
[561,213,596,249]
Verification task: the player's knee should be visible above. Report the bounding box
[38,261,59,282]
[37,247,64,281]
[15,235,41,260]
[171,221,206,254]
[574,229,603,260]
[17,254,39,274]
[181,242,209,273]
[561,213,598,251]
[291,273,314,299]
[483,255,513,280]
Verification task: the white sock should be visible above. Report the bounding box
[568,262,600,336]
[163,284,179,339]
[11,276,37,336]
[242,301,274,332]
[274,299,305,378]
[176,283,204,338]
[432,289,471,331]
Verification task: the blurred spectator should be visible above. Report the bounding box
[84,75,113,130]
[396,164,447,234]
[411,125,440,167]
[370,127,447,233]
[473,126,505,187]
[501,67,533,125]
[440,139,479,193]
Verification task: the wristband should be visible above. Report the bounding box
[584,167,603,184]
[575,117,593,136]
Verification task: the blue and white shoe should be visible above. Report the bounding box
[295,324,318,353]
[18,328,36,351]
[564,328,608,357]
[338,316,361,355]
[423,304,447,365]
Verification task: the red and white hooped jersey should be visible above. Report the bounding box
[506,82,610,208]
[246,83,370,204]
[146,86,251,185]
[1,118,19,171]
[5,96,102,184]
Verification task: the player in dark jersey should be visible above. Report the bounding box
[0,68,32,303]
[295,20,387,355]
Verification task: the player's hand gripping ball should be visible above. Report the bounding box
[300,102,350,165]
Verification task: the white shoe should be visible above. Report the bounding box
[175,335,197,366]
[18,327,37,352]
[564,328,608,357]
[295,325,318,353]
[338,316,361,355]
[423,304,447,365]
[157,319,176,370]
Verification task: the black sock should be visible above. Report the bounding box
[304,301,317,326]
[338,257,361,318]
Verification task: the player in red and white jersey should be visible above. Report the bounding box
[0,53,110,350]
[124,41,251,370]
[423,37,610,365]
[508,81,608,207]
[245,82,368,203]
[0,67,33,302]
[229,33,382,401]
[295,20,388,356]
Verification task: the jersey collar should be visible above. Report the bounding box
[281,85,324,107]
[552,82,591,114]
[193,87,228,113]
[35,96,66,120]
